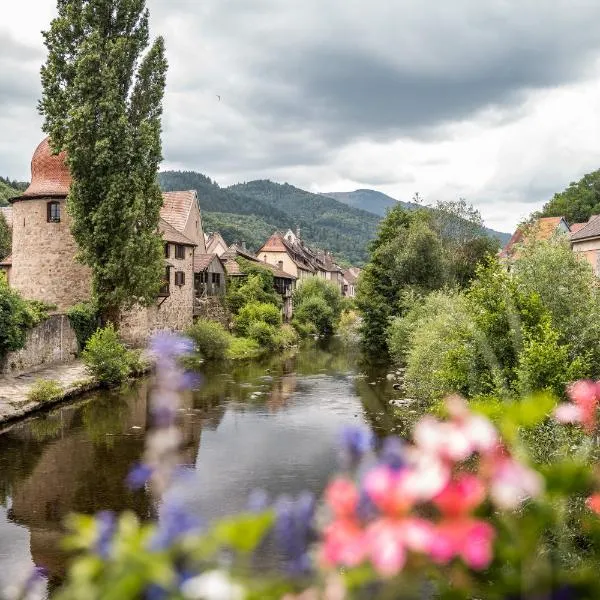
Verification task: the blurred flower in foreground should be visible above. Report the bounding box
[555,379,600,432]
[338,425,373,469]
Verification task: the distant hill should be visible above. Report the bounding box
[323,188,511,245]
[0,177,27,206]
[322,189,416,217]
[159,171,380,265]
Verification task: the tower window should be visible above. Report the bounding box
[175,271,186,286]
[47,201,61,223]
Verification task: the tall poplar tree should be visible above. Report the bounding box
[39,0,168,321]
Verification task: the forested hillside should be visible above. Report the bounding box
[0,177,26,206]
[323,189,416,217]
[159,171,380,264]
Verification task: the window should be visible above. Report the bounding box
[159,267,170,296]
[175,271,185,286]
[211,272,221,285]
[175,245,185,259]
[47,201,60,223]
[164,244,170,258]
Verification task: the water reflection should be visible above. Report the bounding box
[0,340,403,591]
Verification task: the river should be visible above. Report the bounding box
[0,340,409,595]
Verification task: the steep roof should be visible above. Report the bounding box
[193,253,221,272]
[343,269,358,284]
[570,222,588,234]
[261,232,289,252]
[206,232,228,255]
[500,217,567,258]
[160,191,196,233]
[571,215,600,242]
[159,218,195,246]
[222,244,296,279]
[0,206,12,228]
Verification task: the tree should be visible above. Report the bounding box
[0,213,10,259]
[39,0,168,322]
[539,168,600,223]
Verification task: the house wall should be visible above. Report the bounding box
[183,201,207,253]
[1,314,78,377]
[260,250,299,279]
[196,259,227,296]
[10,198,92,311]
[572,239,600,274]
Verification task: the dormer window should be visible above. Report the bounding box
[47,201,60,223]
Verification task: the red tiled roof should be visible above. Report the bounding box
[500,217,566,258]
[222,245,296,279]
[571,215,600,242]
[160,191,196,233]
[159,218,195,246]
[193,253,220,272]
[570,223,588,234]
[0,254,11,267]
[261,232,289,252]
[0,207,12,228]
[17,138,71,200]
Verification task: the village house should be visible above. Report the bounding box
[570,215,600,275]
[221,243,296,320]
[499,216,570,262]
[6,137,209,343]
[342,267,361,298]
[205,231,229,257]
[193,253,226,298]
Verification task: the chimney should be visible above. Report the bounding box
[241,240,247,251]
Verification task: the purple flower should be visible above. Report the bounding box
[150,332,194,360]
[274,492,315,575]
[247,488,270,512]
[21,566,48,596]
[338,425,374,469]
[150,498,202,551]
[380,437,406,470]
[95,511,116,559]
[127,463,154,490]
[179,371,203,391]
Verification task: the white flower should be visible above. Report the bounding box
[181,571,245,600]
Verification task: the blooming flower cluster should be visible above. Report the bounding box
[555,379,600,433]
[320,396,543,578]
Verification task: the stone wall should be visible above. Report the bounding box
[10,198,92,311]
[1,314,78,377]
[193,297,232,328]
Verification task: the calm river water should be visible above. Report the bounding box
[0,341,409,595]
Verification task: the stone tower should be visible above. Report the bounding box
[9,138,92,311]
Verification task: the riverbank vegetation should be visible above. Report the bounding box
[292,278,344,338]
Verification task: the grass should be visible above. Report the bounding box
[27,379,63,404]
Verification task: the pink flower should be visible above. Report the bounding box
[363,466,417,515]
[459,414,498,455]
[433,475,486,517]
[554,403,583,424]
[566,380,600,432]
[404,450,450,501]
[429,518,495,570]
[399,517,436,554]
[325,478,359,519]
[413,417,472,463]
[489,456,543,510]
[586,494,600,515]
[365,519,407,577]
[321,519,366,568]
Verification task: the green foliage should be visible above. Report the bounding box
[247,321,279,351]
[0,212,10,259]
[81,325,133,386]
[67,301,99,350]
[539,167,600,223]
[187,319,231,361]
[234,302,282,337]
[39,0,168,320]
[293,278,343,338]
[27,379,63,404]
[274,323,300,349]
[0,274,51,357]
[226,336,262,360]
[0,177,26,206]
[226,264,281,315]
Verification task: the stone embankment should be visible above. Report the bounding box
[0,361,95,425]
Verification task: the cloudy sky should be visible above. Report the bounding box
[3,1,600,231]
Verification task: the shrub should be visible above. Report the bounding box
[187,319,231,361]
[67,301,99,350]
[274,323,300,349]
[81,325,132,386]
[293,296,335,338]
[0,274,53,357]
[27,379,63,404]
[338,309,361,345]
[247,320,279,351]
[234,302,282,337]
[226,264,282,315]
[226,336,261,360]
